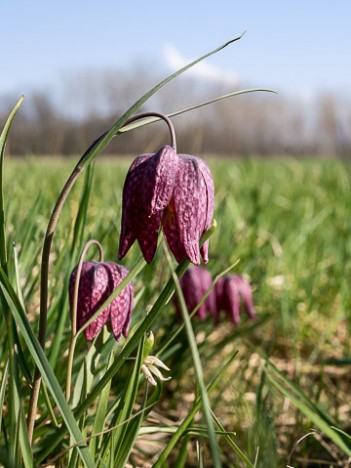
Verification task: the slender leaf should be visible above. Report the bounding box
[0,96,24,271]
[265,360,351,456]
[114,335,145,462]
[0,359,9,435]
[89,350,114,458]
[77,35,245,169]
[0,267,95,468]
[163,245,222,468]
[154,350,239,466]
[118,88,277,134]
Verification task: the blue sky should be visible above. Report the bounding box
[1,1,350,101]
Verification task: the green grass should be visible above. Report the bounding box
[1,155,351,466]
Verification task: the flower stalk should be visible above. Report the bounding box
[65,239,104,401]
[27,111,176,441]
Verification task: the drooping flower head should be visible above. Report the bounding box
[118,144,214,265]
[176,266,217,320]
[69,261,133,341]
[176,268,256,326]
[215,275,256,325]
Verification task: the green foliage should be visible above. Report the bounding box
[1,155,350,465]
[1,40,351,467]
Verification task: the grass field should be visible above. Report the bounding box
[1,154,351,466]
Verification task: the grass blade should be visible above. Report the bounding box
[154,351,240,466]
[37,225,217,463]
[89,350,114,459]
[163,245,222,468]
[0,266,95,467]
[0,359,9,436]
[0,96,24,272]
[77,35,245,169]
[265,359,351,456]
[114,336,145,461]
[118,88,277,134]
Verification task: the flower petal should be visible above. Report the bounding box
[236,276,256,319]
[198,159,215,263]
[223,277,241,325]
[119,146,179,264]
[163,155,205,264]
[179,267,215,320]
[118,154,152,260]
[107,263,134,341]
[146,145,179,214]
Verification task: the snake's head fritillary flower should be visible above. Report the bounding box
[118,144,214,265]
[215,275,256,325]
[69,261,133,341]
[176,266,216,320]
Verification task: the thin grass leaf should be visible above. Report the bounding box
[89,350,114,458]
[41,380,59,428]
[331,426,351,442]
[12,243,33,387]
[0,359,9,435]
[114,335,145,462]
[265,359,336,426]
[0,98,34,404]
[0,96,24,272]
[175,434,191,467]
[265,360,351,456]
[77,35,245,169]
[17,404,33,468]
[8,303,20,463]
[163,244,222,468]
[37,225,217,463]
[0,267,95,468]
[117,383,163,466]
[13,242,25,309]
[154,349,239,467]
[212,412,253,467]
[118,88,277,134]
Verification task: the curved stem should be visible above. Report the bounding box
[65,240,104,401]
[70,239,104,337]
[27,165,83,442]
[122,112,177,152]
[27,111,176,442]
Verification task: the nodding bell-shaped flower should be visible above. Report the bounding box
[69,261,133,342]
[177,268,256,326]
[118,144,214,265]
[176,266,217,320]
[215,275,256,325]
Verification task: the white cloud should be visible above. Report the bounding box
[163,44,239,86]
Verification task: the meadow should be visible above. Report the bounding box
[1,154,351,466]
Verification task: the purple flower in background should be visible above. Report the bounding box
[177,267,217,320]
[69,261,133,341]
[118,144,214,265]
[215,275,256,325]
[176,269,256,326]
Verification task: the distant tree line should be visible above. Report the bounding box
[1,66,351,158]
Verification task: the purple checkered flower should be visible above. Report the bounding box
[177,266,217,320]
[215,275,256,325]
[69,261,133,341]
[118,144,214,265]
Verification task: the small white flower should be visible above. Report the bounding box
[141,355,171,386]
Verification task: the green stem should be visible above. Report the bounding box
[27,165,83,443]
[65,239,104,401]
[37,224,217,463]
[27,111,176,442]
